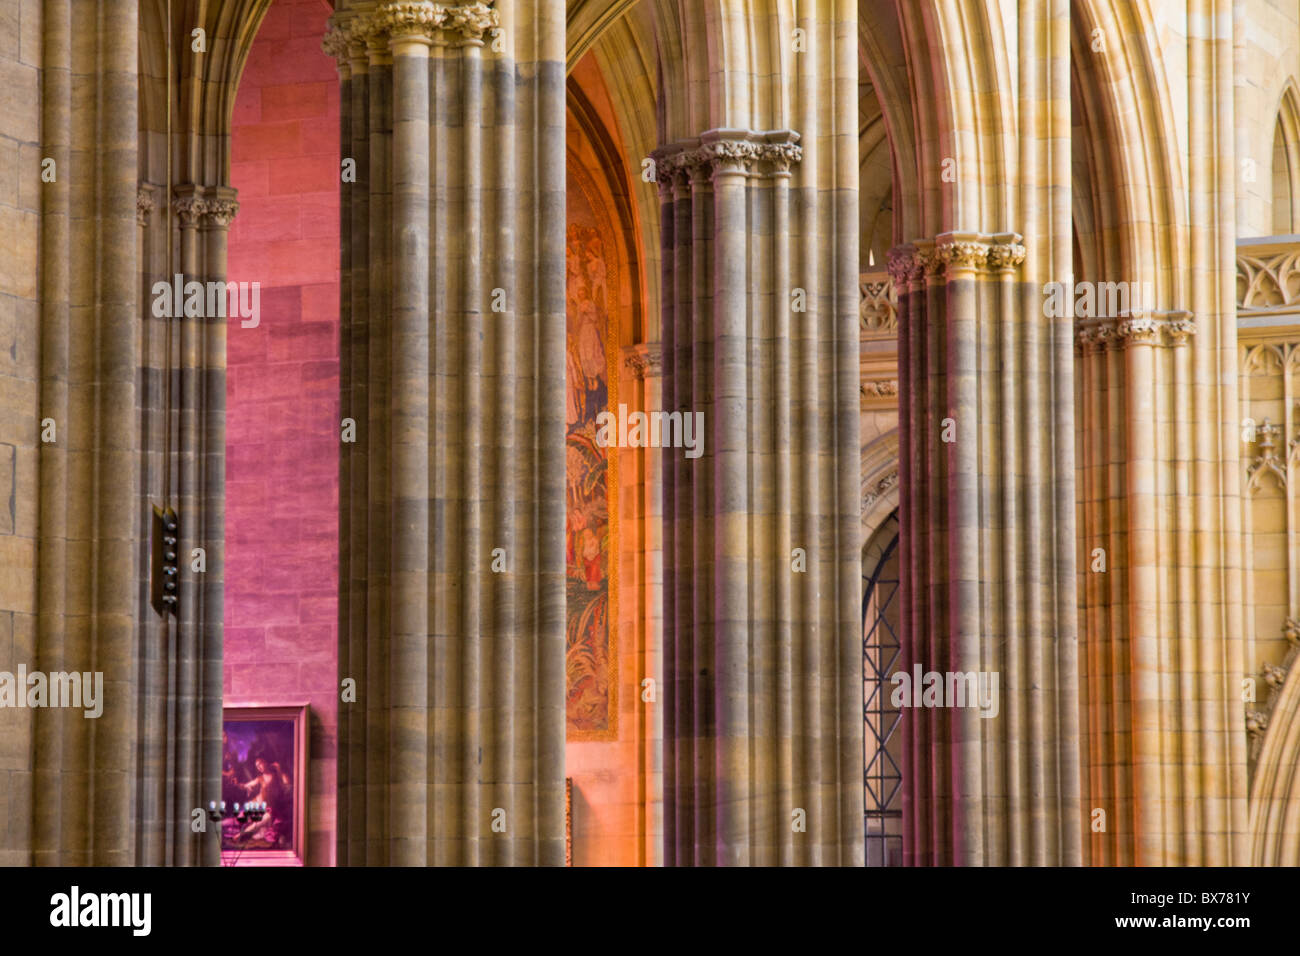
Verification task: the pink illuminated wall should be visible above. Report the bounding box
[225,0,340,866]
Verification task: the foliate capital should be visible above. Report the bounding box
[889,231,1026,286]
[1075,310,1196,350]
[203,198,240,229]
[325,1,498,59]
[623,344,663,380]
[174,196,207,228]
[885,245,916,289]
[986,234,1027,272]
[651,129,802,187]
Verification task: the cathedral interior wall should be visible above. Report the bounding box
[226,0,341,867]
[0,0,42,869]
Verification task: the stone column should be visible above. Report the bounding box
[653,123,862,866]
[882,0,1082,867]
[326,0,567,866]
[22,0,140,865]
[890,229,1081,867]
[1071,0,1249,867]
[130,184,235,867]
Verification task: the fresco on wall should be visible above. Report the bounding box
[566,162,617,740]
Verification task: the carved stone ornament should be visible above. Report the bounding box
[136,185,156,226]
[1237,245,1300,314]
[1246,417,1287,492]
[860,277,897,332]
[860,379,898,399]
[323,1,498,62]
[623,345,663,380]
[1075,311,1196,350]
[862,469,899,511]
[203,199,240,228]
[885,232,1026,285]
[650,129,803,188]
[173,196,207,228]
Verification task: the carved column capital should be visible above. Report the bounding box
[623,343,663,380]
[1077,310,1196,350]
[885,244,916,289]
[652,129,802,188]
[330,1,499,57]
[169,185,240,230]
[441,2,496,45]
[203,198,240,229]
[136,184,156,226]
[891,231,1026,284]
[935,233,989,275]
[914,240,945,284]
[173,192,207,228]
[987,233,1027,272]
[321,24,352,69]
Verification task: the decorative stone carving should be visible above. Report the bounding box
[1246,417,1286,492]
[859,276,896,331]
[136,185,155,226]
[1248,618,1300,764]
[650,130,802,186]
[173,196,207,228]
[1237,246,1300,314]
[1075,311,1196,349]
[203,198,240,229]
[860,379,898,399]
[322,0,498,62]
[321,27,350,63]
[623,344,662,380]
[935,236,989,273]
[1264,662,1288,690]
[885,232,1026,285]
[1286,617,1300,647]
[862,469,899,512]
[987,236,1027,272]
[168,187,238,230]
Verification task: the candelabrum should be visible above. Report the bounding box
[208,801,268,866]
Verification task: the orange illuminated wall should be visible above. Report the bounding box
[565,52,654,866]
[225,0,339,865]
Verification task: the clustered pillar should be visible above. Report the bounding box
[889,230,1082,867]
[326,0,567,866]
[652,126,863,866]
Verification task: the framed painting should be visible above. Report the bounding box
[220,703,309,866]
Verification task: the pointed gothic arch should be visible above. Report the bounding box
[1272,80,1300,235]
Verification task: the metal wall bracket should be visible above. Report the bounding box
[151,505,180,617]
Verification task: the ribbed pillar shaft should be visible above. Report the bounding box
[129,182,234,868]
[654,121,862,866]
[328,0,566,866]
[893,0,1080,868]
[893,227,1081,867]
[1074,0,1248,866]
[26,0,140,865]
